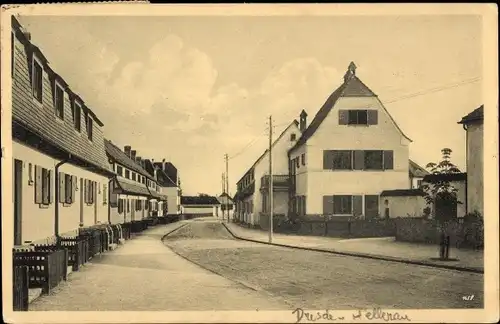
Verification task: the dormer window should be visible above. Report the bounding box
[54,82,64,120]
[32,58,43,103]
[72,100,82,132]
[290,133,296,141]
[86,113,93,141]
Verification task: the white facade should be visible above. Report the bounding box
[181,205,219,216]
[13,141,109,245]
[236,122,300,225]
[466,123,483,216]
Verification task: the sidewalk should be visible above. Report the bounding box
[28,220,288,311]
[224,222,484,273]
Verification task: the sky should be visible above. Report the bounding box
[18,14,483,196]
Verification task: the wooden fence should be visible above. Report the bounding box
[13,249,68,294]
[13,265,29,311]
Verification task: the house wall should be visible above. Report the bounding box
[182,205,218,216]
[251,123,300,223]
[380,196,427,218]
[410,176,424,189]
[304,96,410,215]
[159,186,179,215]
[13,141,108,244]
[289,144,308,196]
[467,123,483,215]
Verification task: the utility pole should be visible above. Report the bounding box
[221,173,225,219]
[225,153,229,223]
[268,115,273,243]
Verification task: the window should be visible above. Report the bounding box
[54,83,64,119]
[364,150,384,170]
[132,172,136,181]
[127,199,130,213]
[86,114,93,141]
[116,165,123,177]
[417,180,423,188]
[333,195,352,214]
[295,158,299,168]
[136,200,141,211]
[125,170,130,179]
[35,165,52,205]
[348,110,368,125]
[73,101,81,132]
[290,133,296,141]
[32,59,43,103]
[332,150,352,170]
[118,199,124,214]
[63,173,73,204]
[84,179,96,204]
[103,184,107,204]
[301,153,306,166]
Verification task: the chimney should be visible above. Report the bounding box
[299,109,308,132]
[343,61,357,83]
[131,150,137,161]
[124,145,131,158]
[136,156,142,165]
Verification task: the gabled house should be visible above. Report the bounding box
[234,120,301,226]
[288,62,412,220]
[217,192,234,218]
[141,158,169,218]
[409,159,429,189]
[458,105,484,216]
[153,159,182,217]
[104,141,155,224]
[12,17,115,245]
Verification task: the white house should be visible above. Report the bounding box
[181,196,221,217]
[104,141,158,224]
[12,17,114,246]
[287,62,412,220]
[458,105,484,216]
[409,159,429,189]
[234,120,301,226]
[153,160,182,219]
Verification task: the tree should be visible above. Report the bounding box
[421,148,462,209]
[420,148,461,260]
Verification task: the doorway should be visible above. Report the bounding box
[14,159,23,245]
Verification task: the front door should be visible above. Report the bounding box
[14,159,23,245]
[80,178,84,226]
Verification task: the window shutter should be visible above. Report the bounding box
[59,172,66,203]
[383,150,394,170]
[66,175,73,204]
[48,170,54,204]
[84,179,89,204]
[323,196,334,215]
[338,110,349,125]
[118,199,123,214]
[34,165,43,204]
[352,195,363,216]
[353,150,365,170]
[72,176,77,203]
[367,110,378,125]
[364,195,380,219]
[323,150,334,170]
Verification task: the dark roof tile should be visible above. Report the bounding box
[458,105,484,124]
[181,196,220,205]
[104,140,154,180]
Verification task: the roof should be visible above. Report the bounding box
[12,17,104,127]
[236,120,299,185]
[104,140,155,180]
[289,62,412,154]
[114,178,150,197]
[423,172,467,183]
[458,105,484,125]
[156,168,178,187]
[181,196,221,205]
[218,193,234,205]
[409,160,430,178]
[380,189,426,197]
[148,189,168,201]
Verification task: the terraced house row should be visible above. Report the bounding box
[11,17,182,246]
[233,62,483,226]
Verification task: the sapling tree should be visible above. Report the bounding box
[420,148,462,212]
[420,148,461,260]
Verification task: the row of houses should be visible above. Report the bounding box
[233,61,484,225]
[11,17,182,246]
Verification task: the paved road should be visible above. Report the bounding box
[29,221,290,311]
[165,219,484,310]
[29,218,483,311]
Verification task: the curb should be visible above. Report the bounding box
[222,223,484,274]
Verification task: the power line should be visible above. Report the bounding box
[228,130,267,160]
[382,77,481,105]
